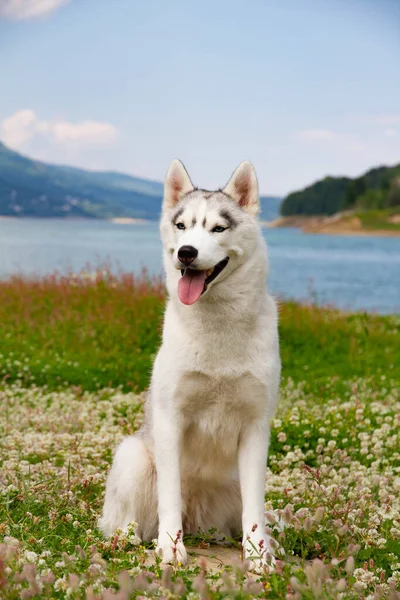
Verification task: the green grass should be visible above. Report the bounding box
[356,208,400,232]
[1,270,400,598]
[0,270,399,396]
[0,270,164,392]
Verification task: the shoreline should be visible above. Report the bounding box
[108,217,147,224]
[2,215,400,237]
[0,215,150,224]
[265,215,400,237]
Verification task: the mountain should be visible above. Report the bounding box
[0,142,281,220]
[258,195,281,221]
[280,163,400,216]
[0,142,164,219]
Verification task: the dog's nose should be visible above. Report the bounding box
[178,245,198,265]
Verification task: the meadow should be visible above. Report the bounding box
[0,270,399,599]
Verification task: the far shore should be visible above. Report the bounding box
[265,215,400,237]
[0,215,149,224]
[2,214,400,237]
[108,217,148,224]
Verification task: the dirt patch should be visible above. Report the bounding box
[145,545,242,571]
[303,216,362,234]
[266,214,400,236]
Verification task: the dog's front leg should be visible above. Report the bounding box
[239,419,275,572]
[153,406,187,565]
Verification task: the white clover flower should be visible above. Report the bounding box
[54,577,67,591]
[24,550,38,563]
[55,561,65,568]
[1,379,399,596]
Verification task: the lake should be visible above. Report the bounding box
[0,218,399,314]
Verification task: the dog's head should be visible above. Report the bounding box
[160,160,262,305]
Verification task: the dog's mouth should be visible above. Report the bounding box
[178,257,229,305]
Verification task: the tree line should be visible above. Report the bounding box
[280,163,400,216]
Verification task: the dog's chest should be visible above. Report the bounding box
[176,371,265,476]
[177,370,264,414]
[177,372,265,450]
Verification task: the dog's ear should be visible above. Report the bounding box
[223,161,259,215]
[164,159,194,209]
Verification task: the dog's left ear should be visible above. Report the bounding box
[223,161,259,216]
[164,159,194,209]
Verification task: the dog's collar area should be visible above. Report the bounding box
[180,256,229,293]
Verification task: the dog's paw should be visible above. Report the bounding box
[242,533,276,574]
[156,533,187,565]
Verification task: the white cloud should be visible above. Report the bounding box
[0,109,37,147]
[349,114,400,127]
[357,114,400,142]
[0,0,70,19]
[0,109,119,150]
[52,121,118,144]
[295,128,365,152]
[374,115,400,127]
[290,122,400,191]
[384,128,397,138]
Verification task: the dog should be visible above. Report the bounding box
[99,160,281,570]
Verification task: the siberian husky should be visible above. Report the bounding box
[100,160,281,570]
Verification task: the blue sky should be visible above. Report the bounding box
[0,0,399,195]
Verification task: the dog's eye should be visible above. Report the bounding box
[176,222,186,230]
[212,225,226,233]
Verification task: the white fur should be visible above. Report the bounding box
[99,160,281,571]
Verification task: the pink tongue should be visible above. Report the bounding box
[178,269,207,305]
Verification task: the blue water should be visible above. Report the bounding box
[0,218,399,314]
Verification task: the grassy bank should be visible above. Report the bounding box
[269,209,400,236]
[1,271,400,598]
[356,208,400,232]
[0,270,399,395]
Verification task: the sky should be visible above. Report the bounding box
[0,0,399,195]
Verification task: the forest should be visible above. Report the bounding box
[281,162,400,216]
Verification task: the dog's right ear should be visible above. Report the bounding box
[163,159,194,209]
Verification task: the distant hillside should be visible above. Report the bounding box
[0,142,280,220]
[0,142,163,219]
[281,163,400,216]
[259,195,281,221]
